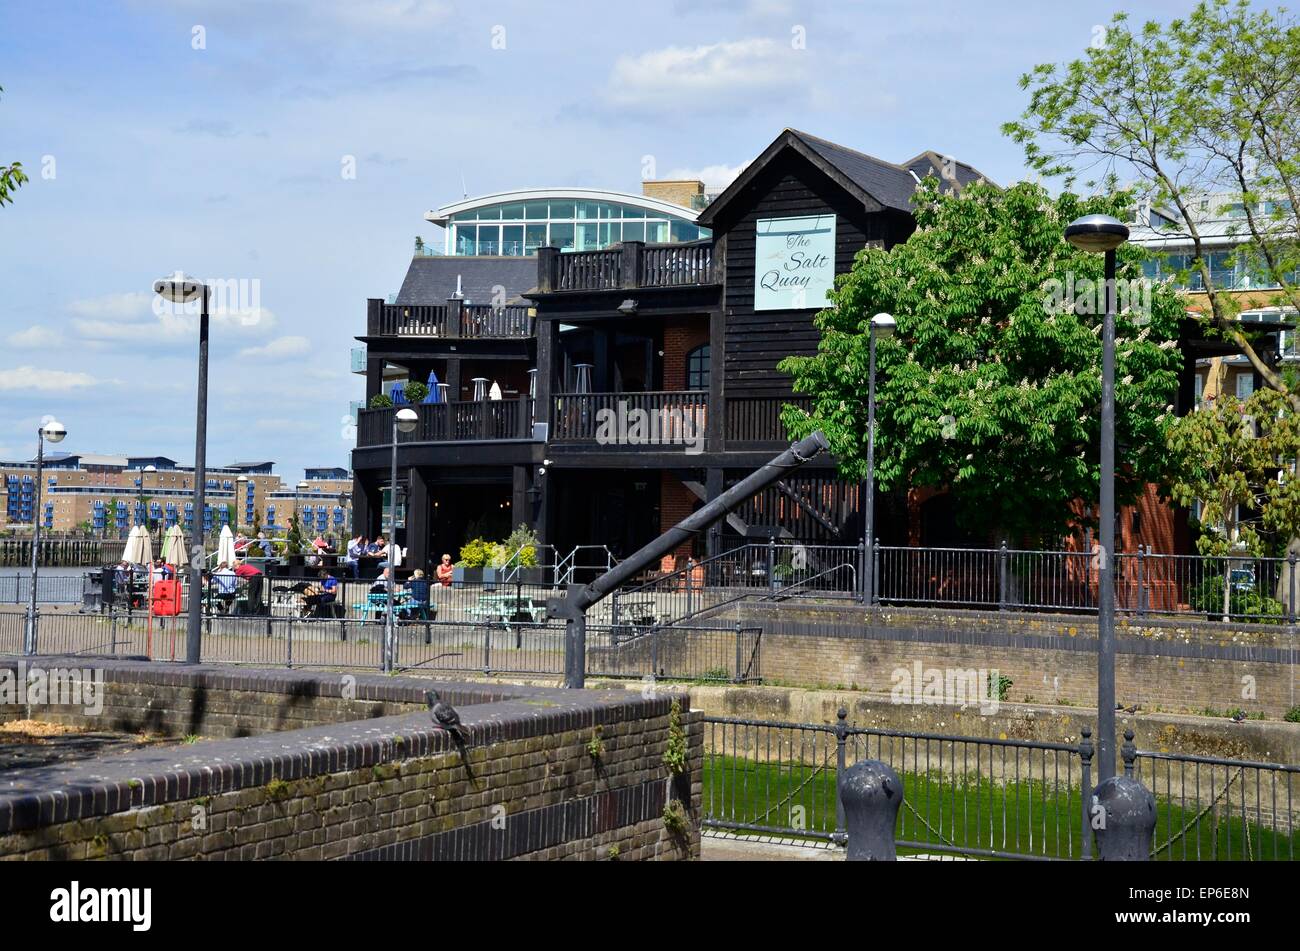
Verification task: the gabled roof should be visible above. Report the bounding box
[395,255,538,306]
[697,129,991,228]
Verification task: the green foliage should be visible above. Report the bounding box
[1285,706,1300,723]
[457,537,492,568]
[1004,0,1300,404]
[988,673,1014,703]
[663,698,688,776]
[498,524,540,569]
[585,726,605,761]
[0,87,27,209]
[779,177,1185,542]
[1186,574,1285,622]
[403,381,429,404]
[661,799,689,836]
[369,393,393,409]
[286,514,307,555]
[1166,388,1300,560]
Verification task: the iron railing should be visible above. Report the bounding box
[0,574,84,604]
[702,713,1299,860]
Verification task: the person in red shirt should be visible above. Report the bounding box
[435,553,454,587]
[233,559,265,615]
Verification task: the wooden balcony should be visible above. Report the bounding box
[550,391,708,445]
[538,241,719,294]
[365,299,533,339]
[724,395,814,448]
[356,399,537,447]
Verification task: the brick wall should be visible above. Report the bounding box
[641,180,704,210]
[734,602,1299,718]
[0,660,702,861]
[662,317,709,392]
[659,472,700,571]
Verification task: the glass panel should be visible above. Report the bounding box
[645,220,668,243]
[451,211,476,222]
[577,202,601,219]
[670,220,700,242]
[549,201,575,219]
[599,203,621,218]
[502,225,524,256]
[525,202,549,219]
[598,221,619,246]
[500,203,525,220]
[525,223,547,253]
[477,224,500,255]
[455,225,476,255]
[549,222,575,250]
[622,221,645,242]
[1236,373,1255,398]
[477,205,502,220]
[577,222,601,250]
[621,204,645,218]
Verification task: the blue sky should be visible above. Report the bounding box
[0,0,1200,479]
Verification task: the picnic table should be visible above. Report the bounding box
[469,593,547,625]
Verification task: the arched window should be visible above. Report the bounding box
[686,344,710,390]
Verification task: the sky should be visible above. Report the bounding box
[0,0,1204,480]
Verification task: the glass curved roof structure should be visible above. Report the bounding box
[425,188,709,256]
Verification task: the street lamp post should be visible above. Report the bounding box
[24,419,66,654]
[236,476,248,531]
[386,408,419,672]
[865,313,896,605]
[294,480,308,544]
[1064,214,1130,782]
[154,274,209,666]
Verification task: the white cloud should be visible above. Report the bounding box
[604,39,808,112]
[0,366,101,392]
[238,336,311,360]
[70,288,277,346]
[7,325,62,349]
[665,162,749,190]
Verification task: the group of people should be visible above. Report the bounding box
[342,535,402,578]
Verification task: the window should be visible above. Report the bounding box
[1236,373,1255,399]
[686,344,710,390]
[1194,372,1204,409]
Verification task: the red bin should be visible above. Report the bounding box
[152,579,183,617]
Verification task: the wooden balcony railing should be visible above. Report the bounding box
[539,241,718,294]
[356,398,537,447]
[365,299,533,338]
[550,391,708,446]
[724,395,815,446]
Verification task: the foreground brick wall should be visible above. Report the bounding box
[0,660,702,861]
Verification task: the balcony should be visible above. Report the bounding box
[538,241,718,293]
[356,399,537,448]
[550,391,708,445]
[724,395,815,448]
[365,299,534,339]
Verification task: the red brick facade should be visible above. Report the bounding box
[662,318,709,391]
[659,472,700,572]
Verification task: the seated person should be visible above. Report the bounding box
[212,562,237,613]
[344,536,366,578]
[401,570,431,619]
[436,553,455,586]
[310,569,340,617]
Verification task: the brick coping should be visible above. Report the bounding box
[0,656,684,836]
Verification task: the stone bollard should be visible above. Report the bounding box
[1092,730,1155,861]
[839,757,904,860]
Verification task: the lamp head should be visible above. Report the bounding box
[870,313,897,337]
[153,273,203,303]
[395,408,419,434]
[1064,214,1130,253]
[41,420,66,444]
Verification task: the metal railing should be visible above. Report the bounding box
[0,574,85,604]
[702,712,1299,860]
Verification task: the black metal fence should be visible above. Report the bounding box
[0,573,84,605]
[702,713,1299,860]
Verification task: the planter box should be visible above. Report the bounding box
[453,566,497,590]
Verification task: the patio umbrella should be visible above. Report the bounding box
[122,525,146,565]
[161,524,188,568]
[217,524,237,566]
[488,380,503,401]
[425,370,442,403]
[390,383,407,404]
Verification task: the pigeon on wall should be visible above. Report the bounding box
[427,689,467,742]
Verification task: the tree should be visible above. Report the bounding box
[1165,387,1300,617]
[0,86,27,208]
[1004,0,1300,408]
[779,177,1186,544]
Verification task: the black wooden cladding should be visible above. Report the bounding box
[366,299,533,339]
[356,400,533,447]
[721,152,915,398]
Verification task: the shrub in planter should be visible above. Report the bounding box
[404,381,429,404]
[369,393,393,409]
[457,537,492,568]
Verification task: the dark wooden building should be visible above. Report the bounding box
[350,129,991,573]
